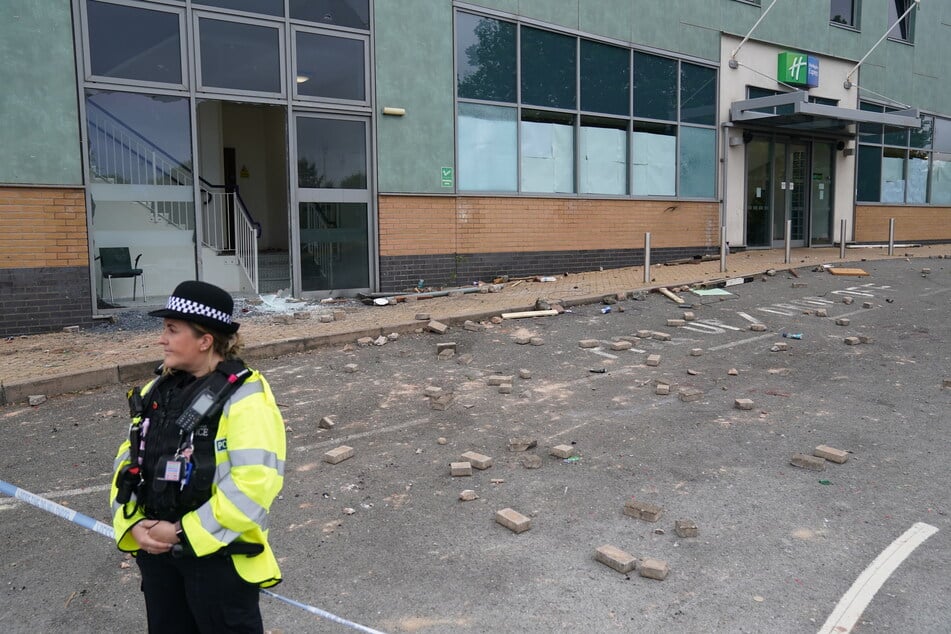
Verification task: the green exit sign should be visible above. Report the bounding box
[441,166,453,188]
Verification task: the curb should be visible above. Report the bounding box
[0,269,781,406]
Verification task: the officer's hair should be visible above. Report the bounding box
[188,322,243,359]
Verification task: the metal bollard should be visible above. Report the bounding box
[888,218,895,256]
[784,219,792,264]
[720,226,728,273]
[643,232,651,284]
[839,219,847,259]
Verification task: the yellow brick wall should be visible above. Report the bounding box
[0,187,88,268]
[855,205,951,242]
[379,195,720,257]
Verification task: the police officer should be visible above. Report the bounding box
[110,281,286,633]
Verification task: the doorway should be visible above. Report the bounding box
[745,136,835,247]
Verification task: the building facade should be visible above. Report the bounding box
[2,0,950,335]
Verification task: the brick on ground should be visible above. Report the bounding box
[689,348,703,356]
[595,545,637,574]
[436,342,456,353]
[750,323,767,332]
[464,320,486,332]
[487,375,513,386]
[655,383,670,396]
[343,363,359,373]
[623,500,663,522]
[675,519,699,538]
[518,369,532,379]
[814,445,849,464]
[639,558,669,580]
[550,444,576,459]
[514,335,531,345]
[667,319,686,327]
[508,437,537,452]
[734,398,754,410]
[844,336,861,345]
[790,453,826,471]
[646,354,661,367]
[636,330,652,338]
[498,383,512,394]
[431,393,454,410]
[437,349,455,360]
[683,311,696,321]
[318,416,336,429]
[652,331,672,341]
[461,451,493,469]
[610,340,633,351]
[579,339,599,348]
[679,388,703,402]
[415,313,431,320]
[424,386,443,398]
[427,320,449,334]
[495,508,531,534]
[450,462,472,477]
[459,490,478,501]
[456,353,473,366]
[324,446,354,465]
[835,317,850,326]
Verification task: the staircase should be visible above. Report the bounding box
[258,251,291,293]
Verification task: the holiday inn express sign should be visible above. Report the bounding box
[777,51,819,88]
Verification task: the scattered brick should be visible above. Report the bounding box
[437,349,455,360]
[373,336,388,346]
[858,335,872,344]
[530,337,545,346]
[679,388,703,402]
[675,519,699,538]
[456,353,473,365]
[728,368,739,376]
[508,437,537,452]
[463,320,486,332]
[595,545,637,574]
[518,369,532,379]
[610,341,633,351]
[332,310,346,321]
[424,386,443,398]
[814,445,849,464]
[734,398,754,410]
[450,462,472,477]
[495,508,531,533]
[862,301,873,309]
[842,296,854,305]
[490,316,503,324]
[639,558,669,580]
[431,393,454,410]
[427,320,449,334]
[686,369,698,376]
[636,330,652,338]
[652,332,672,341]
[521,455,542,469]
[646,354,661,367]
[356,336,373,347]
[579,339,599,348]
[436,342,457,353]
[792,282,807,288]
[514,335,531,345]
[750,323,767,332]
[28,395,47,406]
[319,314,334,323]
[689,348,703,357]
[623,500,663,522]
[835,317,850,326]
[771,342,789,352]
[944,379,951,389]
[815,308,828,317]
[602,295,618,305]
[318,416,336,429]
[790,453,826,471]
[667,319,686,327]
[682,311,696,321]
[343,363,359,373]
[844,337,861,345]
[550,444,576,459]
[324,446,354,465]
[459,490,478,501]
[487,375,513,386]
[461,451,493,470]
[62,325,80,333]
[498,383,513,394]
[655,383,670,396]
[437,437,448,445]
[293,311,311,320]
[415,313,431,321]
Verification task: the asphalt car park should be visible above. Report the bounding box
[1,258,949,633]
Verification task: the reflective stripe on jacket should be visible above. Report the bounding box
[110,369,286,588]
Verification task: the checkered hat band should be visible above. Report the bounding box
[166,295,232,325]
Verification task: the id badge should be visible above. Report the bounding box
[157,456,185,482]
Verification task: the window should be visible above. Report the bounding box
[86,0,184,86]
[197,17,283,94]
[295,31,366,102]
[454,11,717,199]
[194,0,283,17]
[888,0,915,42]
[290,0,370,30]
[830,0,859,28]
[296,117,366,189]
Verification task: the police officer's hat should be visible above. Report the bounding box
[149,280,240,334]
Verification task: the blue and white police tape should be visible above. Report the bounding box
[0,478,387,634]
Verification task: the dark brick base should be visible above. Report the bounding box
[0,266,96,336]
[379,246,718,292]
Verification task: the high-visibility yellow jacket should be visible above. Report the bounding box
[110,369,286,588]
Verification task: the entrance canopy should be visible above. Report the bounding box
[730,91,920,135]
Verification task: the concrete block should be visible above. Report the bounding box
[623,500,663,522]
[495,508,531,533]
[734,398,754,410]
[550,444,576,459]
[683,311,696,321]
[636,330,652,338]
[595,545,637,574]
[842,296,854,305]
[459,490,478,501]
[318,416,336,429]
[679,388,703,402]
[427,320,449,334]
[750,323,767,332]
[655,383,670,396]
[689,348,703,357]
[415,313,431,321]
[431,393,455,410]
[675,519,699,538]
[835,318,850,326]
[324,446,354,465]
[790,453,826,471]
[814,445,849,464]
[343,363,359,373]
[436,342,457,353]
[667,319,686,327]
[639,558,669,580]
[652,332,672,341]
[530,337,545,346]
[508,438,537,452]
[487,375,513,386]
[844,336,861,345]
[579,339,600,348]
[610,341,633,351]
[519,369,532,379]
[646,354,661,367]
[461,451,493,469]
[498,383,512,394]
[450,462,472,477]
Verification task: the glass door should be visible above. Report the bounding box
[810,141,835,245]
[746,136,811,248]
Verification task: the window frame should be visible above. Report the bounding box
[886,0,916,44]
[193,10,287,98]
[830,0,861,31]
[291,25,369,106]
[80,0,189,90]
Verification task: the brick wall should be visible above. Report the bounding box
[0,187,94,335]
[378,195,720,291]
[855,205,951,243]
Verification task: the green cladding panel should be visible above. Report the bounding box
[0,0,82,185]
[374,0,455,193]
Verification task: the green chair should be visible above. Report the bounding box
[99,247,146,303]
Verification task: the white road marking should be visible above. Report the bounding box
[590,349,618,360]
[707,333,776,351]
[818,522,938,634]
[294,417,430,452]
[0,483,110,511]
[919,287,950,298]
[737,312,761,323]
